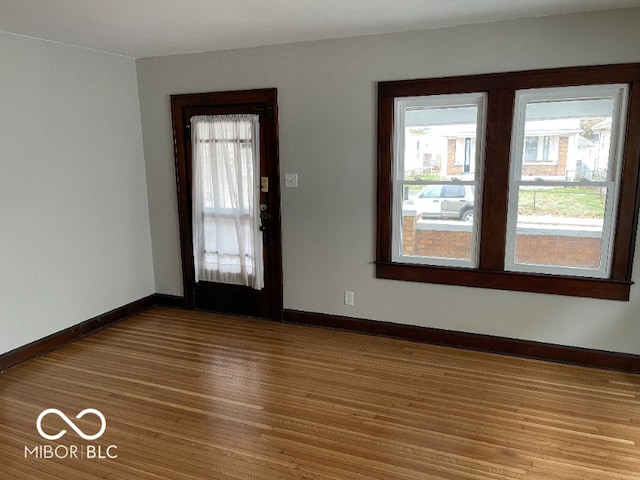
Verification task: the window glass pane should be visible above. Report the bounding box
[507,85,627,277]
[400,182,476,264]
[513,186,607,270]
[400,215,475,263]
[520,96,616,181]
[524,136,539,162]
[402,104,479,181]
[542,136,551,161]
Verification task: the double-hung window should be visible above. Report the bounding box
[505,85,628,279]
[393,94,485,268]
[377,64,640,300]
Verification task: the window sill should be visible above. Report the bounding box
[375,261,632,300]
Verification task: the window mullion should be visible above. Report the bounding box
[478,89,515,271]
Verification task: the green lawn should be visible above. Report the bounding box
[406,174,440,194]
[518,187,606,218]
[404,181,606,218]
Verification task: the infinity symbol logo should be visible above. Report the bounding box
[36,409,107,441]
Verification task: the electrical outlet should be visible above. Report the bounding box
[344,290,354,306]
[284,173,298,188]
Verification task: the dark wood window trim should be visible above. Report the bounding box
[377,64,640,300]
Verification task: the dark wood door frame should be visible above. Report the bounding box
[170,88,283,319]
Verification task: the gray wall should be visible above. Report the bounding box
[137,8,640,354]
[0,32,155,354]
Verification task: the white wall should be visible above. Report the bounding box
[0,33,155,355]
[137,8,640,354]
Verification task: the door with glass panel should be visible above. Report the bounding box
[171,89,282,319]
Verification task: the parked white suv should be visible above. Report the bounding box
[406,184,475,222]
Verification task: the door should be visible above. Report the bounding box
[171,89,283,319]
[463,137,472,173]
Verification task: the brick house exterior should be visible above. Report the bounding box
[401,212,600,269]
[446,135,571,179]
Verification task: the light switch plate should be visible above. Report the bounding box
[284,173,298,188]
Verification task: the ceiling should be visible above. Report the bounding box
[1,0,640,59]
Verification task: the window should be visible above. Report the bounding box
[377,64,640,300]
[393,93,484,267]
[523,135,560,163]
[506,85,628,279]
[524,136,539,162]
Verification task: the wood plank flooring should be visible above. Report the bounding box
[1,306,640,479]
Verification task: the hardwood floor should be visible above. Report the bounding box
[1,306,640,479]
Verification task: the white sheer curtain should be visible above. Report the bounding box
[191,114,264,289]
